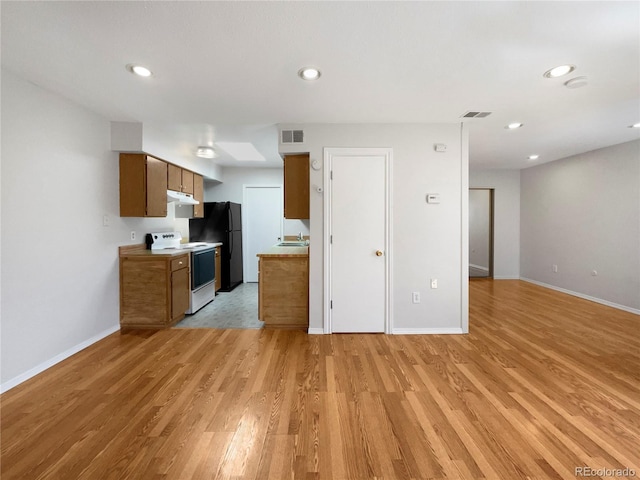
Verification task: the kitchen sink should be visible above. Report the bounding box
[277,241,308,247]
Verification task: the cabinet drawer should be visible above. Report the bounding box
[171,255,189,271]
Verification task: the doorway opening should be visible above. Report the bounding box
[469,188,494,279]
[174,185,286,329]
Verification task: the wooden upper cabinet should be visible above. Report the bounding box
[181,170,194,195]
[193,174,204,218]
[120,152,202,217]
[168,164,194,194]
[284,154,310,219]
[167,164,182,191]
[120,153,168,217]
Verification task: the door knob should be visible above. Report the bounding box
[376,250,383,256]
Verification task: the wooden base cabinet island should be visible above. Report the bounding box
[119,246,190,330]
[257,245,309,329]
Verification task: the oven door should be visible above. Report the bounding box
[191,248,216,291]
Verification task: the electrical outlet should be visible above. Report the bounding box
[431,278,438,289]
[552,265,558,273]
[412,292,420,304]
[130,231,136,241]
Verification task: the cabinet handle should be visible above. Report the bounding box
[179,261,183,265]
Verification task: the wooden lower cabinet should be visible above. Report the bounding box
[120,253,190,330]
[257,255,308,329]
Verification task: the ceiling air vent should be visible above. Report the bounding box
[281,129,304,144]
[461,111,492,118]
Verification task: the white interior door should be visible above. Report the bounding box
[327,148,390,333]
[243,185,283,282]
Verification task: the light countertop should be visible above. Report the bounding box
[120,242,223,257]
[257,245,309,257]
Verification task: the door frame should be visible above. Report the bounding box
[469,188,495,279]
[323,147,393,334]
[242,184,284,282]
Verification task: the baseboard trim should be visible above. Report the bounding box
[0,324,120,393]
[392,328,464,335]
[493,276,521,280]
[309,327,466,335]
[469,263,489,272]
[520,277,640,315]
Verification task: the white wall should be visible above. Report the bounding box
[279,123,468,333]
[469,189,490,271]
[469,169,521,279]
[0,69,181,391]
[520,140,640,311]
[203,167,310,237]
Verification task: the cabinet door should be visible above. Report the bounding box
[145,157,168,217]
[182,170,194,194]
[193,174,204,218]
[257,257,263,320]
[119,153,146,217]
[167,164,182,191]
[284,154,310,219]
[171,267,190,321]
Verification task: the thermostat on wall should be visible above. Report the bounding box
[426,193,440,204]
[434,143,447,152]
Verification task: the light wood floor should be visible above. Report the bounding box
[2,280,639,480]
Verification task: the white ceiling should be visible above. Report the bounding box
[2,1,639,170]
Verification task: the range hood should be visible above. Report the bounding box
[166,190,199,206]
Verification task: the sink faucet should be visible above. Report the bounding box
[297,232,303,241]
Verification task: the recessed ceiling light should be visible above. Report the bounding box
[630,123,640,128]
[505,122,524,129]
[126,64,152,77]
[196,146,216,159]
[543,64,576,78]
[528,154,539,160]
[298,67,321,81]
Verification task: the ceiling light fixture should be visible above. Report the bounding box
[196,146,216,159]
[298,67,321,81]
[629,123,640,128]
[126,64,153,77]
[528,154,539,160]
[543,64,575,78]
[505,122,524,130]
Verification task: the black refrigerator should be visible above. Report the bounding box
[189,202,243,292]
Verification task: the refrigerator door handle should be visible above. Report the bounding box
[228,205,234,256]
